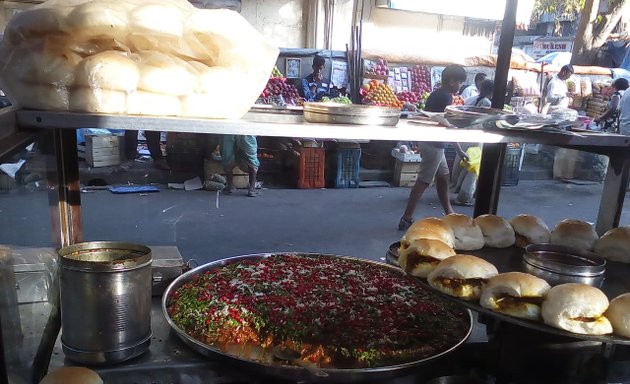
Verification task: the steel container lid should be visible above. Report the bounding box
[58,241,152,272]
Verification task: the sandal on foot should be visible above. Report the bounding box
[452,199,473,206]
[398,217,413,231]
[247,190,257,197]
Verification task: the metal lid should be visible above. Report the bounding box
[523,243,606,277]
[58,241,152,272]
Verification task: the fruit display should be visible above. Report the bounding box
[271,66,283,78]
[411,65,432,94]
[321,96,352,104]
[362,80,404,109]
[417,92,430,111]
[452,95,465,106]
[259,77,303,106]
[396,91,420,105]
[364,58,389,77]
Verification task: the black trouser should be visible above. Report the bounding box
[124,131,162,161]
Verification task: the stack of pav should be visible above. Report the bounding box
[397,213,630,338]
[0,0,278,118]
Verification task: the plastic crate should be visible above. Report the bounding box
[335,148,361,188]
[297,147,325,189]
[502,143,524,186]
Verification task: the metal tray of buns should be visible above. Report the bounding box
[303,102,401,126]
[386,242,630,345]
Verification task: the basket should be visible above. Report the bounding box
[335,148,361,188]
[501,143,524,186]
[297,147,325,189]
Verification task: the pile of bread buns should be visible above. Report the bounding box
[0,0,278,118]
[397,214,630,338]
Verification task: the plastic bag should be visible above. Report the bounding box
[0,0,279,119]
[580,77,593,98]
[461,146,482,176]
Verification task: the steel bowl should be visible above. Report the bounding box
[162,252,473,383]
[303,102,401,126]
[523,244,606,286]
[444,105,516,128]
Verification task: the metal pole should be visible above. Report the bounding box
[474,0,518,217]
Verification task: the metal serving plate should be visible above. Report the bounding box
[303,102,401,126]
[444,105,515,128]
[162,252,473,383]
[386,242,630,345]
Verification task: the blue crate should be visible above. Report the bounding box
[335,148,361,188]
[501,144,524,186]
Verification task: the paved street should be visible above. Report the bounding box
[1,180,627,262]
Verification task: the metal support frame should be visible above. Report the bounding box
[47,128,82,247]
[474,0,518,217]
[596,152,630,235]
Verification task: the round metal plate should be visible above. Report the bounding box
[162,252,473,383]
[386,242,630,345]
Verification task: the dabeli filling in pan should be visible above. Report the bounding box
[167,254,470,368]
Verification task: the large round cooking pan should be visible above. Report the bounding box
[162,252,473,383]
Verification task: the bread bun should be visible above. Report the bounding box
[474,214,515,248]
[74,50,139,92]
[401,217,455,249]
[127,90,181,116]
[441,213,484,251]
[66,1,131,42]
[40,367,103,384]
[510,214,551,248]
[550,219,598,251]
[4,7,69,45]
[129,3,185,38]
[9,47,82,87]
[70,87,128,114]
[398,238,456,278]
[136,52,195,96]
[427,255,498,300]
[480,272,550,320]
[595,227,630,263]
[11,83,70,111]
[541,283,612,335]
[605,293,630,338]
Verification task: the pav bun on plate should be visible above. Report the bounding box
[595,227,630,263]
[550,219,598,251]
[509,214,551,248]
[427,254,498,300]
[398,238,456,278]
[541,283,612,335]
[474,214,515,248]
[480,272,551,320]
[40,367,103,384]
[400,217,455,249]
[440,213,484,251]
[605,293,630,338]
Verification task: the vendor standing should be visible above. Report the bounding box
[302,55,330,101]
[544,65,574,109]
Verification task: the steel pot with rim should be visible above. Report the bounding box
[58,241,152,365]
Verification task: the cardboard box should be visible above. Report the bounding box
[204,159,249,189]
[84,134,123,167]
[394,159,421,187]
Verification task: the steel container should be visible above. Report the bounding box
[303,102,401,126]
[58,241,152,364]
[523,243,606,286]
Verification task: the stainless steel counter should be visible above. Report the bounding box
[47,298,489,384]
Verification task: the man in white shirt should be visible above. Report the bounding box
[460,73,487,101]
[618,87,630,135]
[545,65,574,109]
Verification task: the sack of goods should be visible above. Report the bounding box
[0,0,279,119]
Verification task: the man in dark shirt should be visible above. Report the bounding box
[302,55,330,101]
[399,64,469,230]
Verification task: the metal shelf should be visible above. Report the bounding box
[15,109,630,148]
